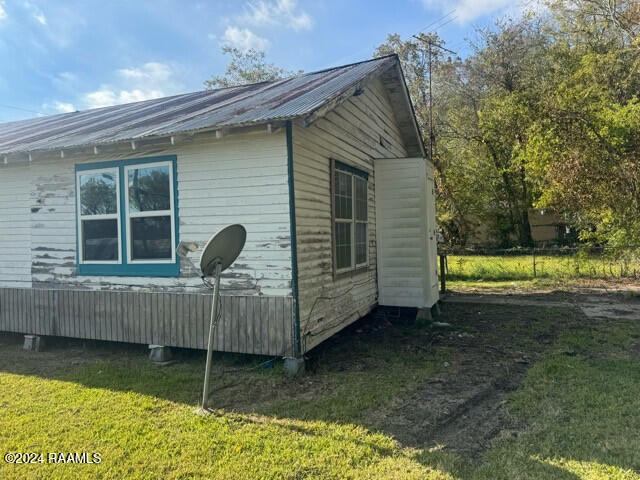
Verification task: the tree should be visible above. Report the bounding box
[376,20,547,247]
[205,47,297,89]
[519,0,640,246]
[379,1,640,248]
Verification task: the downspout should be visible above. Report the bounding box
[286,120,302,358]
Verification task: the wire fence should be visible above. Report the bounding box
[438,246,640,288]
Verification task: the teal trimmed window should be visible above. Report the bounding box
[75,155,180,277]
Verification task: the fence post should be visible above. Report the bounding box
[532,247,537,278]
[440,254,446,294]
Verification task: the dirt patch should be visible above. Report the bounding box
[366,303,573,457]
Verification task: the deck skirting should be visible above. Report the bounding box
[0,288,294,356]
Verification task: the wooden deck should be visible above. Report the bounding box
[0,288,295,356]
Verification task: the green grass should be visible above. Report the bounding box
[1,304,640,479]
[467,318,640,479]
[0,321,449,480]
[447,254,640,282]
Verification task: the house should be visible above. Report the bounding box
[528,209,576,247]
[0,54,438,361]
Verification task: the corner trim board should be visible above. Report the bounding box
[286,121,302,357]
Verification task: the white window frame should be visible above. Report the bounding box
[333,164,369,275]
[123,160,176,265]
[76,167,121,265]
[353,175,369,269]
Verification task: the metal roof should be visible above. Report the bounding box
[0,55,403,156]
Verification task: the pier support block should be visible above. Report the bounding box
[149,345,173,364]
[23,335,44,352]
[283,357,305,376]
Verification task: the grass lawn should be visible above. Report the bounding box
[446,254,640,294]
[1,302,640,479]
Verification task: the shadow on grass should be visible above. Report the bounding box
[2,299,640,479]
[0,309,446,423]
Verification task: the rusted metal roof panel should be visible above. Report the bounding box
[0,55,397,156]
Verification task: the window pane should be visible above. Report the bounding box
[131,216,172,260]
[334,170,352,219]
[80,172,117,215]
[355,223,367,265]
[354,177,367,221]
[128,165,170,212]
[82,219,118,261]
[335,222,352,270]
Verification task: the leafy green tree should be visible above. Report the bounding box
[523,0,640,246]
[205,47,297,89]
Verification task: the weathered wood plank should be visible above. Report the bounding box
[0,288,294,355]
[268,297,277,356]
[275,296,284,356]
[283,298,293,357]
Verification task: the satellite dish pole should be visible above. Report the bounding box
[202,257,222,409]
[192,224,247,411]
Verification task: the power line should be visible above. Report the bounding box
[0,103,43,116]
[421,9,457,33]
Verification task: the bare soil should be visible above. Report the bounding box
[366,303,573,457]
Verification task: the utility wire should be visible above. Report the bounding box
[421,9,457,33]
[0,103,43,116]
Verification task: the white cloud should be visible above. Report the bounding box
[81,62,181,109]
[422,0,537,23]
[23,1,46,25]
[222,26,270,51]
[241,0,312,31]
[53,101,74,113]
[84,87,167,109]
[33,11,46,25]
[83,90,116,109]
[118,62,172,82]
[41,100,76,114]
[0,1,7,21]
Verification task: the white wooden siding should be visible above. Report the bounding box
[375,157,438,308]
[292,78,409,353]
[1,130,292,295]
[0,163,32,288]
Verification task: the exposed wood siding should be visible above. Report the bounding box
[0,287,294,355]
[16,130,292,296]
[0,163,32,288]
[292,78,408,352]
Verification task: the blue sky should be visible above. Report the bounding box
[0,0,534,122]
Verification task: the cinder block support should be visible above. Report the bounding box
[416,308,433,323]
[148,345,173,364]
[23,335,44,352]
[431,302,441,317]
[283,357,305,376]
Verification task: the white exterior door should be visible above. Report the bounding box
[374,157,438,308]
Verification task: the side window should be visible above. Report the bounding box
[332,160,368,275]
[75,156,179,277]
[77,169,120,262]
[125,163,175,263]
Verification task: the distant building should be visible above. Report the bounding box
[528,209,575,246]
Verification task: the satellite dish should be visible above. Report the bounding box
[199,224,247,411]
[200,224,246,276]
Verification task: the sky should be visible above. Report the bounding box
[0,0,535,122]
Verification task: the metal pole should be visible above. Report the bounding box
[202,260,222,409]
[440,253,446,294]
[532,248,537,278]
[428,40,433,165]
